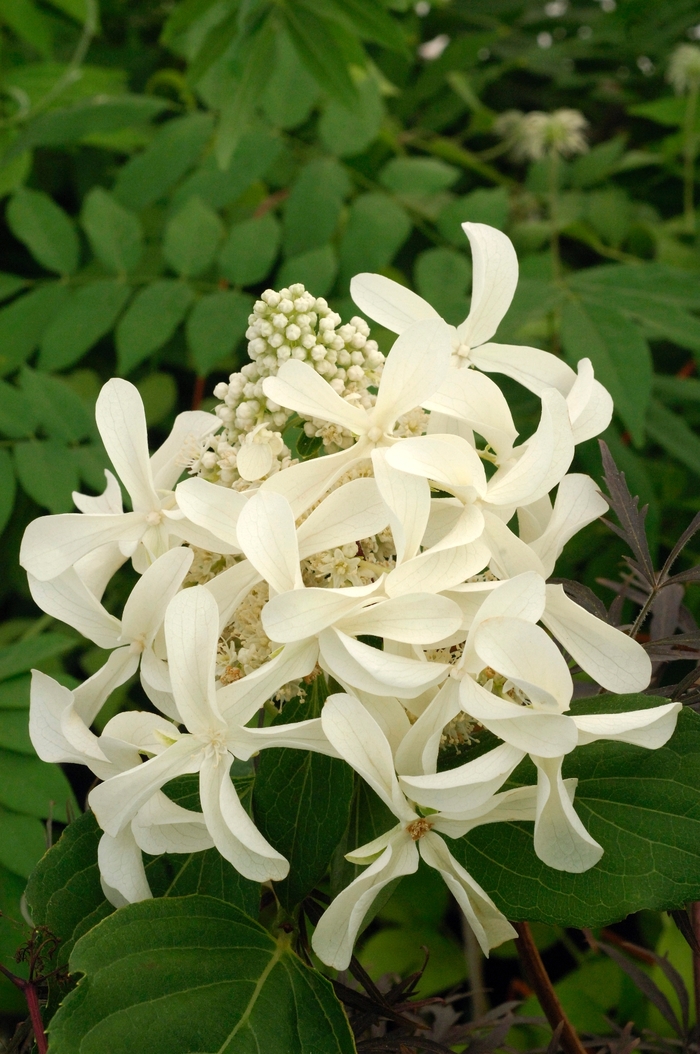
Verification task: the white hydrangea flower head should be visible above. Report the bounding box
[668,43,700,93]
[495,108,588,161]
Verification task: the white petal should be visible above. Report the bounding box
[320,628,449,698]
[387,544,488,599]
[348,691,412,756]
[98,829,151,904]
[444,580,500,626]
[371,449,430,563]
[260,444,361,518]
[311,835,419,970]
[518,494,553,544]
[394,679,462,777]
[151,410,219,491]
[203,559,262,631]
[374,318,452,427]
[101,710,180,754]
[297,477,389,559]
[471,342,575,395]
[216,639,318,724]
[345,825,398,865]
[262,588,367,643]
[28,568,121,649]
[351,272,439,334]
[542,585,651,693]
[29,671,91,765]
[264,360,368,433]
[459,223,519,349]
[95,379,158,511]
[459,676,578,758]
[482,511,546,579]
[423,501,485,555]
[20,511,145,582]
[235,490,302,594]
[573,702,680,748]
[434,782,538,837]
[419,831,516,953]
[131,812,213,855]
[175,476,247,550]
[400,740,525,810]
[425,368,518,457]
[72,543,127,602]
[321,692,411,819]
[468,572,545,631]
[140,647,171,694]
[233,717,341,761]
[529,475,608,577]
[473,616,573,712]
[236,441,273,482]
[566,359,613,444]
[532,754,603,873]
[199,753,288,881]
[89,736,202,835]
[165,586,223,735]
[72,646,140,726]
[166,513,239,557]
[121,547,193,645]
[386,434,487,494]
[339,594,463,645]
[73,468,123,514]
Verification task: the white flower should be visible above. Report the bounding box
[20,379,228,583]
[89,585,338,882]
[311,691,538,970]
[351,223,612,443]
[495,108,589,161]
[668,44,700,93]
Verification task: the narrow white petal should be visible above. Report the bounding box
[320,628,449,698]
[20,511,145,582]
[471,342,575,395]
[72,543,127,602]
[348,691,412,756]
[374,318,452,426]
[98,829,152,904]
[424,501,485,555]
[166,514,239,557]
[433,782,538,837]
[386,544,487,599]
[233,717,341,761]
[425,368,518,457]
[474,616,573,712]
[459,223,519,349]
[532,754,603,873]
[345,825,399,865]
[297,477,389,559]
[518,494,553,544]
[371,449,430,563]
[311,835,419,970]
[101,710,180,754]
[216,639,318,724]
[530,475,608,577]
[459,675,578,757]
[351,272,438,333]
[339,594,463,645]
[29,671,91,765]
[386,434,487,493]
[566,359,613,444]
[469,572,545,635]
[73,469,123,514]
[264,360,368,433]
[542,585,652,693]
[236,490,302,593]
[200,753,288,881]
[260,444,362,518]
[140,647,171,694]
[400,741,525,810]
[203,559,262,632]
[482,510,546,580]
[121,547,193,645]
[165,586,223,735]
[419,831,516,953]
[394,679,462,776]
[573,702,680,748]
[175,476,247,550]
[28,568,121,649]
[72,646,140,726]
[151,410,219,491]
[95,379,158,511]
[132,813,214,855]
[262,588,367,643]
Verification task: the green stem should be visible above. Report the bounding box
[683,82,699,233]
[548,149,562,283]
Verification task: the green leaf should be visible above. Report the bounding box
[172,130,282,212]
[0,709,33,753]
[629,96,689,127]
[560,298,652,446]
[283,5,358,106]
[0,634,74,680]
[38,281,132,370]
[136,372,178,425]
[186,290,251,376]
[254,679,354,909]
[0,675,30,710]
[113,113,214,211]
[646,398,700,476]
[284,158,350,257]
[319,74,384,157]
[654,374,700,403]
[0,273,28,302]
[185,8,240,85]
[0,0,52,56]
[6,96,169,157]
[414,247,470,326]
[116,280,194,375]
[0,377,35,437]
[304,0,405,52]
[339,193,411,285]
[6,187,80,275]
[584,187,633,248]
[0,449,15,535]
[261,30,320,131]
[49,896,357,1054]
[163,196,223,278]
[454,703,700,928]
[160,0,219,46]
[0,283,71,377]
[277,245,338,298]
[20,366,95,442]
[14,440,79,512]
[569,136,626,188]
[215,20,276,169]
[81,189,143,275]
[219,213,281,287]
[571,263,700,310]
[380,157,460,195]
[0,806,47,877]
[0,748,76,821]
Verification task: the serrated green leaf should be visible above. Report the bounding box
[454,703,700,928]
[283,158,350,257]
[50,895,356,1054]
[6,187,79,275]
[0,273,28,302]
[646,398,700,476]
[163,196,223,278]
[116,280,194,375]
[560,298,652,446]
[0,283,71,377]
[20,367,95,442]
[319,74,384,157]
[277,245,338,298]
[14,440,78,512]
[38,281,131,370]
[0,748,76,821]
[81,188,143,275]
[113,114,214,211]
[0,449,16,535]
[0,636,74,680]
[5,96,169,158]
[0,0,52,56]
[186,290,251,376]
[219,213,281,287]
[0,806,46,877]
[380,157,460,195]
[283,5,358,106]
[339,192,411,284]
[414,246,470,326]
[254,680,354,909]
[261,30,320,131]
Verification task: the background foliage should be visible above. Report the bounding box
[3,0,700,1046]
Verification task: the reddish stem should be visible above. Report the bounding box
[513,922,587,1054]
[192,375,206,411]
[24,982,48,1054]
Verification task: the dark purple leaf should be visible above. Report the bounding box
[597,941,682,1036]
[599,440,656,587]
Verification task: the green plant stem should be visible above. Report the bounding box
[513,922,587,1054]
[462,915,488,1020]
[548,149,562,283]
[691,901,700,1035]
[683,82,699,233]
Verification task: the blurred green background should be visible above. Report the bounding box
[2,0,700,1042]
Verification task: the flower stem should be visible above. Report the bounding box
[548,150,562,283]
[513,921,586,1054]
[0,964,47,1054]
[683,82,699,233]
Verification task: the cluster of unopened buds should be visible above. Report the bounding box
[20,223,679,970]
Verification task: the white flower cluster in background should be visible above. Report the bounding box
[495,107,589,161]
[20,223,679,972]
[668,43,700,93]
